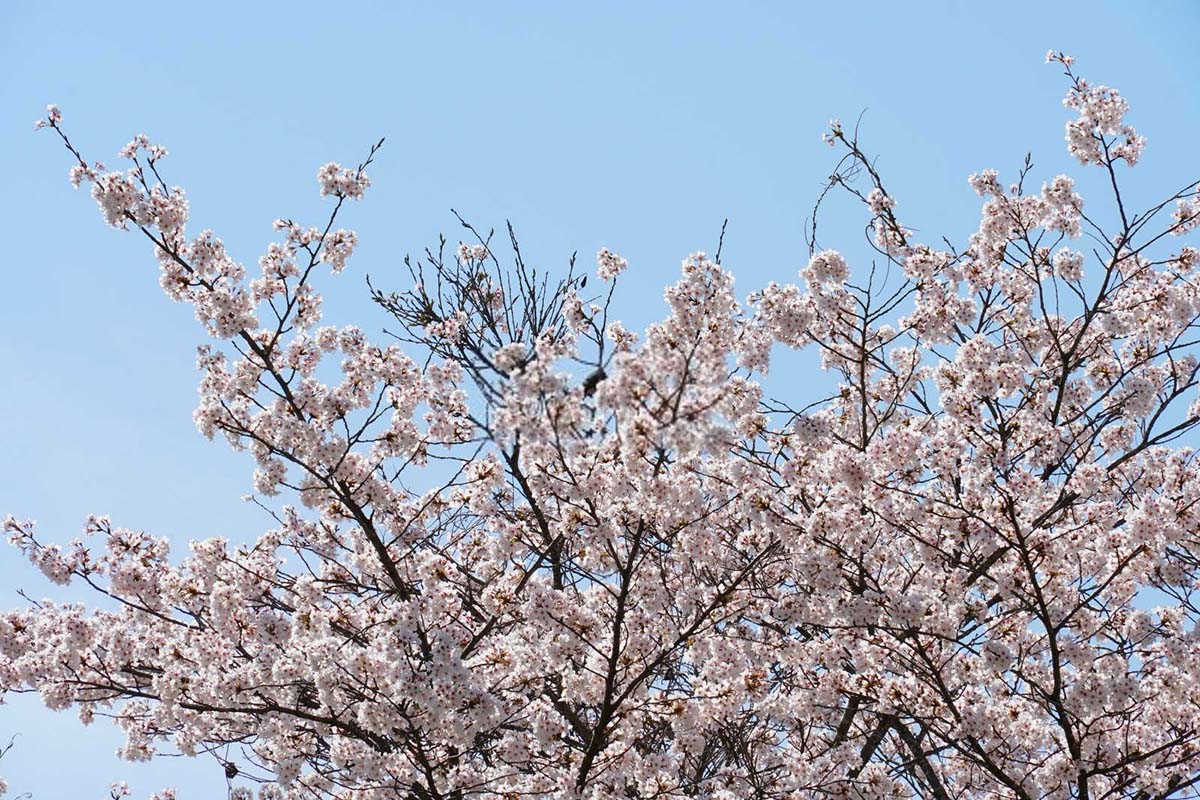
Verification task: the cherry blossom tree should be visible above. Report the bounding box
[6,52,1200,799]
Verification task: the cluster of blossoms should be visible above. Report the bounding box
[118,134,168,162]
[457,242,489,263]
[315,161,371,199]
[866,188,894,214]
[32,102,62,129]
[821,118,842,147]
[802,248,849,286]
[7,56,1200,800]
[1174,193,1200,235]
[596,247,628,280]
[1049,51,1146,166]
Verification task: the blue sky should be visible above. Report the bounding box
[2,1,1198,796]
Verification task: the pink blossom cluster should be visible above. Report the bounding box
[315,161,370,199]
[596,247,628,281]
[1051,54,1146,167]
[457,242,489,263]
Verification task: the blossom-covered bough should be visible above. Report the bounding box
[7,52,1200,799]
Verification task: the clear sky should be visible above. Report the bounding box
[2,1,1198,797]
